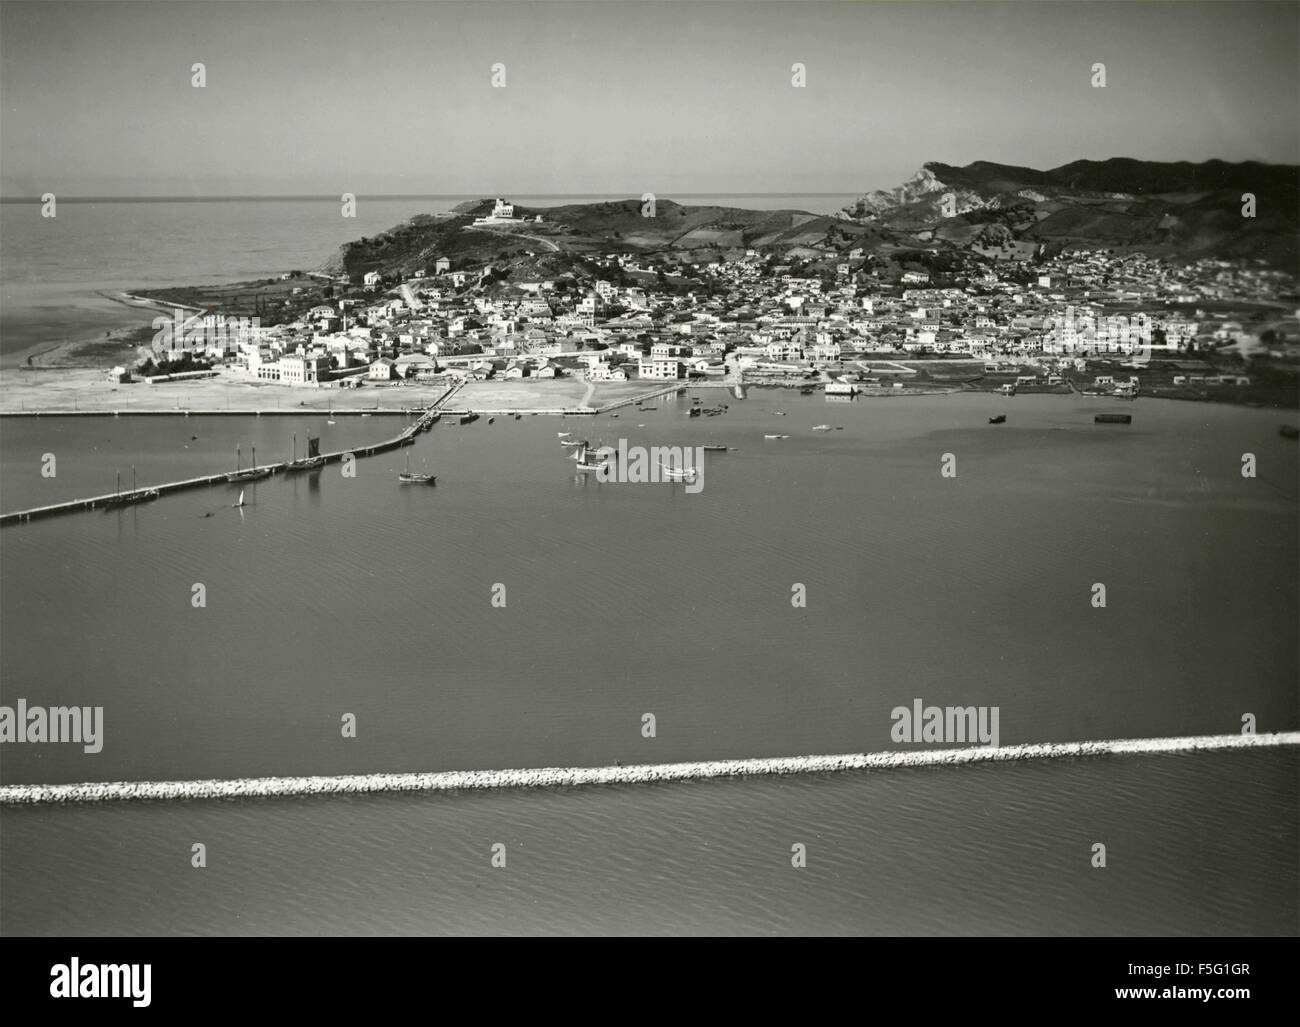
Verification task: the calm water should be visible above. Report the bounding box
[1,392,1297,934]
[0,194,857,360]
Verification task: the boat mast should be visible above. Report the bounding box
[292,432,297,462]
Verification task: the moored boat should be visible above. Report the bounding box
[286,433,325,471]
[227,444,272,482]
[104,467,159,507]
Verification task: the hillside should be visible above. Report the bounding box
[844,158,1299,267]
[321,158,1299,282]
[319,197,888,281]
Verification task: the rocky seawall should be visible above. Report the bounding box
[2,732,1296,805]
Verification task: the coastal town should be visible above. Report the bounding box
[8,195,1294,415]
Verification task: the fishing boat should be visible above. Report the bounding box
[459,413,479,425]
[227,444,272,483]
[104,467,159,507]
[286,433,325,471]
[398,450,436,485]
[988,415,1006,425]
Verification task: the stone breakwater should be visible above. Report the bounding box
[2,732,1297,805]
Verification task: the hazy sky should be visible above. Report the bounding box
[1,0,1296,197]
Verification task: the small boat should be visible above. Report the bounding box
[558,431,572,438]
[459,413,479,425]
[398,450,435,485]
[560,438,588,448]
[1095,413,1132,424]
[488,417,495,424]
[1281,425,1299,439]
[988,415,1006,425]
[688,408,702,417]
[812,424,834,432]
[514,414,522,420]
[702,445,728,452]
[227,444,273,483]
[660,463,698,481]
[764,434,790,440]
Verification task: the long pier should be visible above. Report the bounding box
[0,406,448,527]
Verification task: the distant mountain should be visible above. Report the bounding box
[843,159,1299,267]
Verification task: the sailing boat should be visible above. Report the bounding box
[234,489,246,508]
[105,465,159,507]
[287,432,325,471]
[398,449,435,485]
[227,442,272,483]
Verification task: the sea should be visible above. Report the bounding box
[0,200,1297,936]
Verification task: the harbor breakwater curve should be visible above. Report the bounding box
[2,732,1297,805]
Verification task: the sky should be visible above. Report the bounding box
[1,0,1297,197]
